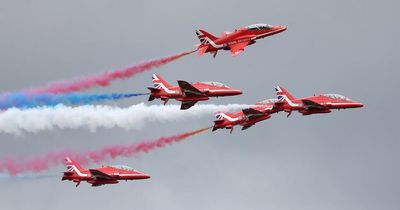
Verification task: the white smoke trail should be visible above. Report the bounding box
[0,103,249,135]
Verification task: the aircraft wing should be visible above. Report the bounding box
[177,80,205,97]
[302,99,327,110]
[89,169,117,181]
[91,182,107,187]
[242,108,266,119]
[241,124,254,131]
[229,40,251,56]
[180,101,198,110]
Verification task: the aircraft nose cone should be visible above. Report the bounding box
[141,174,151,179]
[355,103,364,108]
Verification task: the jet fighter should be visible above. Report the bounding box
[195,23,287,57]
[148,74,242,110]
[61,157,150,187]
[274,86,364,117]
[213,98,281,133]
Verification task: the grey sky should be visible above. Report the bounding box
[0,0,399,210]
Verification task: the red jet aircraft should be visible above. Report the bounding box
[274,86,364,117]
[213,99,281,133]
[61,157,150,187]
[148,74,242,110]
[195,23,287,57]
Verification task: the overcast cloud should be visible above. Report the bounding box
[0,0,399,210]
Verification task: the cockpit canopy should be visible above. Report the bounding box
[112,165,136,172]
[246,23,273,30]
[322,94,351,101]
[202,81,230,88]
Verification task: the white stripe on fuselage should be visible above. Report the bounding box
[275,86,300,107]
[156,84,233,95]
[201,30,280,49]
[202,38,224,48]
[326,102,358,106]
[197,31,224,48]
[218,113,240,122]
[115,173,141,177]
[280,97,356,107]
[70,165,88,177]
[154,82,177,94]
[278,94,301,107]
[208,89,235,92]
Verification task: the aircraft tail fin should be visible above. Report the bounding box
[212,112,227,131]
[195,29,218,44]
[195,29,219,57]
[275,86,296,103]
[214,112,236,123]
[213,112,234,132]
[215,112,229,122]
[64,156,85,174]
[151,74,172,90]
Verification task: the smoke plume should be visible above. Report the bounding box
[0,127,210,175]
[0,103,248,135]
[0,93,147,110]
[12,50,194,94]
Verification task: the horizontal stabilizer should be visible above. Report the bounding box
[213,119,225,123]
[198,46,208,56]
[63,171,74,175]
[147,87,161,92]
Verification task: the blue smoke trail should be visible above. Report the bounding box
[0,92,148,109]
[0,173,58,181]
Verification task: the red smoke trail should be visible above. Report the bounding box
[0,127,210,175]
[26,50,195,94]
